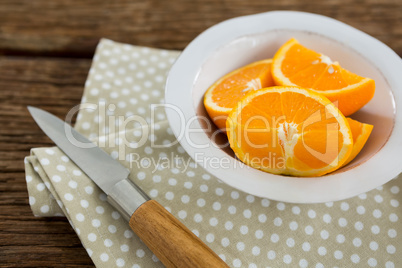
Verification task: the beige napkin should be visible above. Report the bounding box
[25,39,401,267]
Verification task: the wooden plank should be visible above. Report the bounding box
[0,56,93,267]
[0,0,401,57]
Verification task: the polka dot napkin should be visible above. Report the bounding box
[25,39,401,268]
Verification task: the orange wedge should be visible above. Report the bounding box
[204,59,275,131]
[342,118,373,166]
[226,86,353,177]
[272,38,375,116]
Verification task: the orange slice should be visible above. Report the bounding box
[226,86,353,177]
[204,59,275,131]
[342,118,373,166]
[272,38,375,116]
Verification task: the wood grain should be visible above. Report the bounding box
[130,200,229,268]
[0,0,401,267]
[0,0,401,57]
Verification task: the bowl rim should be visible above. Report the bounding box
[165,10,402,203]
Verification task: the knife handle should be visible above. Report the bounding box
[130,200,229,268]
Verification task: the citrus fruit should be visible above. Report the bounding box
[342,118,373,166]
[272,38,375,116]
[204,59,274,131]
[226,86,353,177]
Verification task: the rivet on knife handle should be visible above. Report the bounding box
[130,199,229,268]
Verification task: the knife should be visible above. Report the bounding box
[28,106,228,268]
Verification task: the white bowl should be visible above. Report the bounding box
[165,11,402,203]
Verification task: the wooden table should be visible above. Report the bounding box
[0,1,401,267]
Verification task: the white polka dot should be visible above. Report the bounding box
[318,246,327,256]
[246,195,255,203]
[373,209,382,218]
[323,214,331,223]
[258,214,267,223]
[387,245,396,254]
[270,233,279,242]
[221,237,230,247]
[351,254,360,263]
[336,234,345,243]
[368,258,377,267]
[286,221,297,231]
[302,242,311,251]
[64,193,74,201]
[120,244,129,252]
[165,191,174,200]
[338,218,347,227]
[150,189,158,198]
[56,165,66,172]
[104,239,113,247]
[225,221,233,230]
[353,237,362,247]
[357,205,366,214]
[68,180,77,189]
[194,213,203,223]
[124,230,133,238]
[80,199,89,208]
[274,217,283,227]
[305,225,314,235]
[76,213,85,222]
[299,259,308,268]
[308,209,316,218]
[292,206,300,215]
[181,195,190,204]
[61,156,69,162]
[209,217,218,226]
[374,194,383,203]
[112,211,121,220]
[389,213,398,222]
[320,230,329,239]
[45,149,55,155]
[40,158,50,165]
[25,175,32,183]
[40,205,49,213]
[29,196,36,205]
[286,238,295,247]
[355,221,364,231]
[243,209,252,218]
[240,225,248,234]
[277,202,285,210]
[267,250,276,260]
[200,184,208,192]
[88,233,97,242]
[228,205,236,214]
[213,202,221,211]
[385,261,395,268]
[371,225,380,234]
[231,191,239,199]
[206,233,215,243]
[283,254,292,264]
[36,183,45,191]
[369,241,378,251]
[108,225,117,233]
[334,250,343,259]
[85,186,93,194]
[100,253,109,262]
[390,186,399,194]
[390,199,399,207]
[261,199,270,207]
[340,202,349,211]
[73,170,82,176]
[116,258,125,267]
[388,229,397,238]
[252,246,260,256]
[136,249,145,258]
[233,259,242,267]
[52,175,61,183]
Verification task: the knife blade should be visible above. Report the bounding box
[28,106,228,268]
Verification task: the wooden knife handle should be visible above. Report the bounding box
[129,200,229,268]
